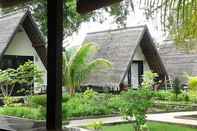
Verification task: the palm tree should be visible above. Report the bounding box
[63,42,112,96]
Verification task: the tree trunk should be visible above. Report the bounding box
[69,87,75,96]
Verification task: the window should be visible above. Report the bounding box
[0,55,33,69]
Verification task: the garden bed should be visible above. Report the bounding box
[1,91,197,121]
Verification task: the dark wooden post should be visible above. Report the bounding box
[128,64,131,87]
[47,0,63,130]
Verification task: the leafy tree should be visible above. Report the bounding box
[0,68,18,97]
[135,1,197,52]
[16,61,43,95]
[120,71,155,131]
[167,2,197,52]
[0,61,44,97]
[1,0,131,36]
[2,0,197,40]
[63,42,112,96]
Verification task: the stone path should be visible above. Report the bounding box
[147,111,197,126]
[1,111,197,130]
[68,111,197,127]
[0,115,44,131]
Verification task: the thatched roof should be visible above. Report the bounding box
[77,0,122,14]
[159,41,197,80]
[82,25,167,90]
[0,10,47,67]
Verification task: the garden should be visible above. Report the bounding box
[0,43,197,131]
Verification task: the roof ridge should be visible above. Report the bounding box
[0,8,27,19]
[87,25,146,35]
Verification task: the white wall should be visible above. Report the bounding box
[123,45,150,88]
[4,28,47,89]
[132,45,150,71]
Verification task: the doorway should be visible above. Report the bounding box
[131,61,143,88]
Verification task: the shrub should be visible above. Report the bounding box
[120,71,155,131]
[63,93,113,117]
[27,95,46,107]
[172,77,182,100]
[0,106,45,120]
[153,91,172,101]
[83,88,97,100]
[87,121,103,131]
[107,95,126,112]
[62,93,71,103]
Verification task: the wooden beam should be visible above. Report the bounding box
[77,0,122,14]
[0,0,31,8]
[47,0,63,130]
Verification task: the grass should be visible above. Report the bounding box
[103,122,197,131]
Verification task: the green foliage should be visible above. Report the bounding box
[120,71,156,131]
[153,90,197,103]
[167,2,197,52]
[142,71,158,87]
[64,94,110,117]
[0,61,43,97]
[17,61,43,85]
[103,122,197,131]
[88,121,103,131]
[27,95,46,107]
[1,0,130,36]
[0,106,45,120]
[3,96,15,106]
[154,90,173,101]
[83,88,97,100]
[107,94,126,112]
[187,76,197,92]
[0,68,18,97]
[62,93,71,103]
[63,42,112,96]
[172,77,182,100]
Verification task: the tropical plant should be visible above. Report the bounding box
[88,121,104,131]
[63,42,112,96]
[172,77,182,100]
[120,71,155,131]
[166,1,197,52]
[187,75,197,92]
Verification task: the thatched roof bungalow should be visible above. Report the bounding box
[159,40,197,82]
[82,25,168,91]
[0,10,47,90]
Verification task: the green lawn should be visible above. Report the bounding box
[103,122,197,131]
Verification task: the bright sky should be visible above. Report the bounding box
[64,6,167,48]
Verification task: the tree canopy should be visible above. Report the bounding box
[2,0,197,46]
[1,0,131,37]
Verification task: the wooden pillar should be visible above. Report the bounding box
[128,64,131,87]
[47,0,63,130]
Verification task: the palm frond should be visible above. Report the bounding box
[130,0,197,28]
[69,42,98,72]
[63,42,112,94]
[74,58,112,87]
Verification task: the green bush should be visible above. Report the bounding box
[62,93,71,103]
[63,93,113,117]
[27,95,46,107]
[154,91,172,101]
[172,77,182,100]
[107,95,126,112]
[0,106,45,120]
